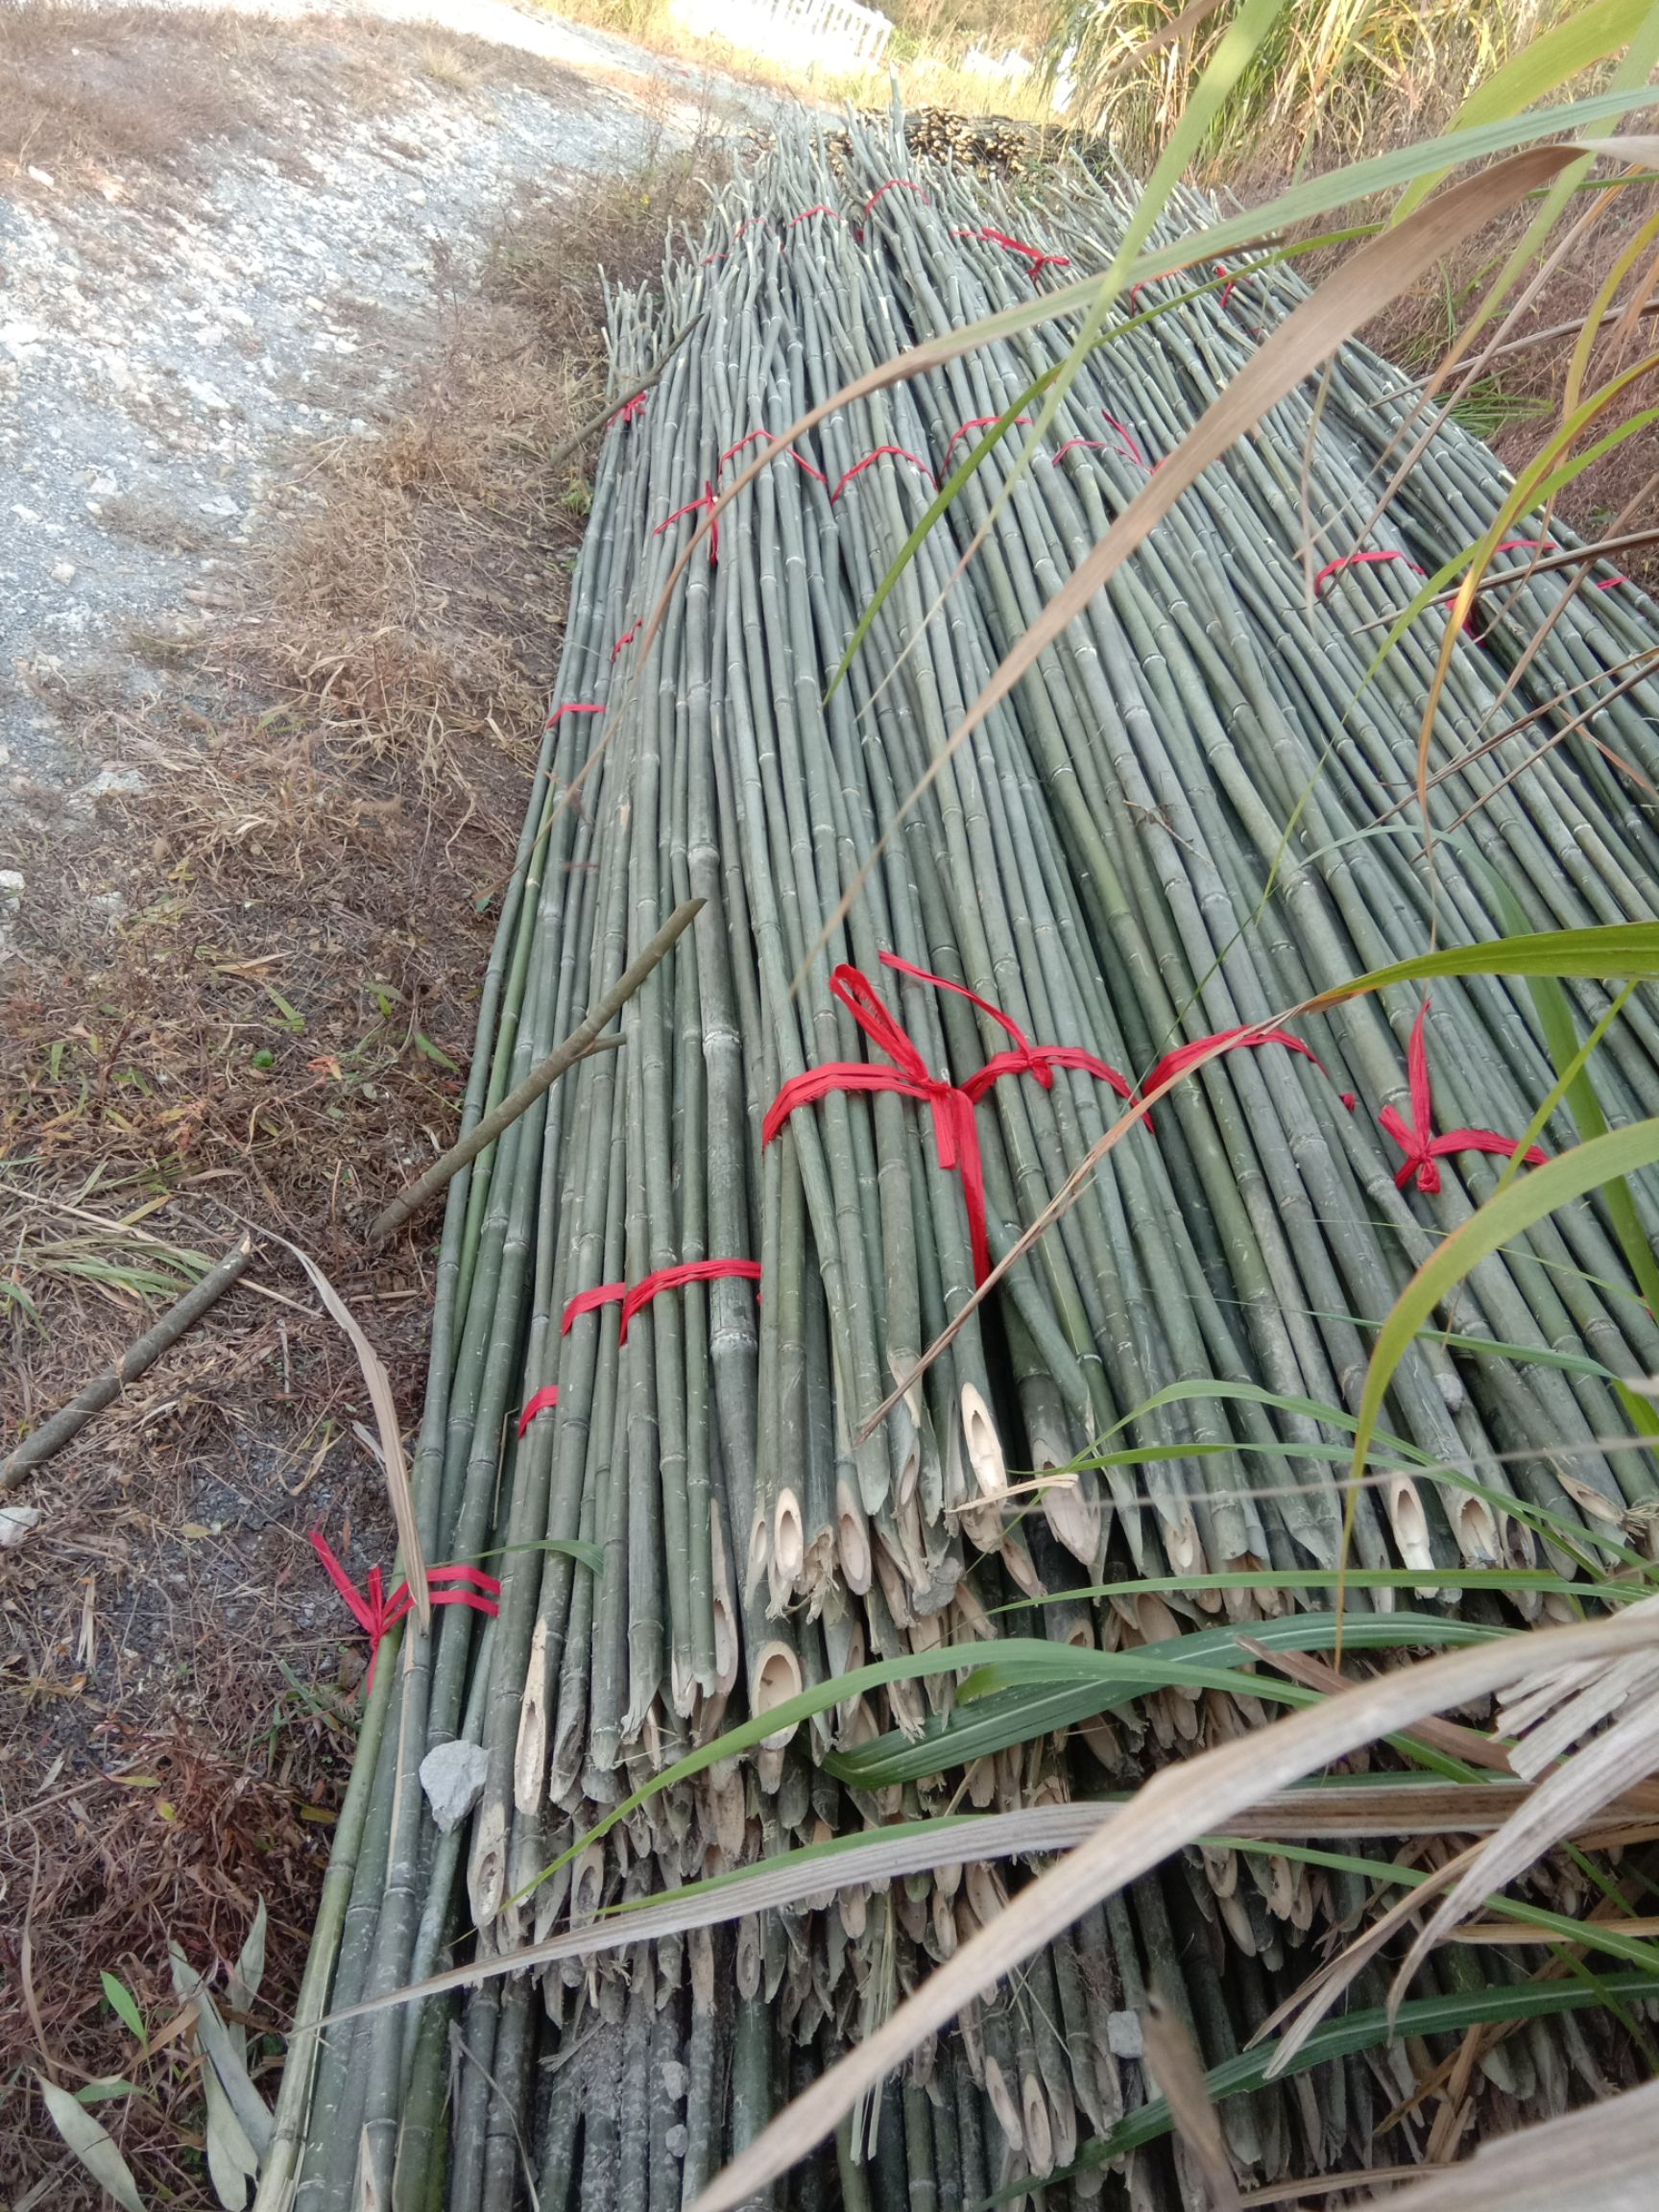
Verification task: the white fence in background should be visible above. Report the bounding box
[670,0,893,70]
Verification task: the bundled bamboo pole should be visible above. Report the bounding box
[269,113,1659,2212]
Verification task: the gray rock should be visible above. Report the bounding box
[420,1739,490,1834]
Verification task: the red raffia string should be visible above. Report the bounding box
[944,414,1031,464]
[1100,410,1148,469]
[765,952,1138,1287]
[1496,536,1625,589]
[830,445,938,504]
[718,429,828,486]
[1312,548,1428,597]
[862,180,929,225]
[545,702,605,731]
[1379,1000,1549,1196]
[612,619,642,661]
[976,224,1071,280]
[561,1281,626,1335]
[310,1531,499,1692]
[1216,262,1238,310]
[517,1383,560,1438]
[654,482,719,564]
[608,393,648,431]
[788,204,844,228]
[618,1259,761,1343]
[1141,1025,1329,1095]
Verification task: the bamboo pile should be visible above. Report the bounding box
[274,115,1659,2212]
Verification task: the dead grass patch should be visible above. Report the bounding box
[0,134,709,2207]
[0,1,590,197]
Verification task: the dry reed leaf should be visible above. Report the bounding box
[280,1238,428,1632]
[1142,1993,1241,2211]
[1388,1593,1659,2008]
[690,1612,1659,2210]
[316,1780,1551,2029]
[1341,2074,1659,2210]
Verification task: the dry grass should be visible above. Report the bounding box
[0,132,704,2210]
[0,1,589,195]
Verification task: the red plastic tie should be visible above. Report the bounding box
[310,1532,499,1692]
[1313,548,1429,598]
[608,393,648,432]
[545,703,605,731]
[1378,1000,1549,1197]
[612,619,642,661]
[861,180,929,224]
[944,414,1031,465]
[1100,410,1147,469]
[618,1258,761,1344]
[561,1281,627,1335]
[975,224,1071,280]
[654,481,719,564]
[765,951,1137,1288]
[1496,536,1627,590]
[718,429,828,486]
[1216,262,1238,310]
[789,204,844,227]
[829,445,937,504]
[1142,1026,1328,1097]
[1053,412,1148,470]
[517,1383,560,1439]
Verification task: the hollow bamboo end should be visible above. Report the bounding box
[754,1637,803,1750]
[774,1488,805,1584]
[1043,1474,1099,1565]
[1386,1475,1435,1573]
[961,1382,1007,1500]
[836,1479,873,1594]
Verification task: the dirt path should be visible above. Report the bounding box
[0,9,750,2200]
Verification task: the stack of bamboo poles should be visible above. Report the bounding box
[271,116,1659,2212]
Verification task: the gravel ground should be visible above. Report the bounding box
[0,0,757,810]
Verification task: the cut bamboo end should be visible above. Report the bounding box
[1022,2073,1055,2178]
[514,1618,550,1814]
[961,1382,1007,1500]
[773,1487,805,1586]
[1162,1505,1204,1576]
[753,1638,803,1751]
[983,2056,1024,2156]
[467,1799,509,1931]
[836,1478,873,1594]
[1385,1475,1436,1574]
[1455,1490,1502,1568]
[745,1502,770,1606]
[1042,1473,1099,1565]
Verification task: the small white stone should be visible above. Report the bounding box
[88,471,118,496]
[1,322,44,358]
[0,870,23,907]
[659,2059,688,2100]
[76,765,147,803]
[1106,2009,1143,2059]
[26,166,55,188]
[51,560,77,585]
[0,1505,41,1548]
[12,505,41,526]
[420,1740,490,1834]
[182,376,230,414]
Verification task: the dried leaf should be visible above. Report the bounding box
[688,1613,1659,2210]
[283,1240,427,1631]
[1142,1995,1240,2211]
[36,2075,146,2212]
[1345,2073,1659,2211]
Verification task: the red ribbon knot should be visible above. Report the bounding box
[545,703,605,732]
[608,393,647,432]
[829,446,937,504]
[974,225,1071,280]
[944,414,1031,465]
[765,952,1137,1288]
[654,482,719,564]
[562,1262,759,1343]
[1379,1001,1549,1196]
[311,1532,499,1691]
